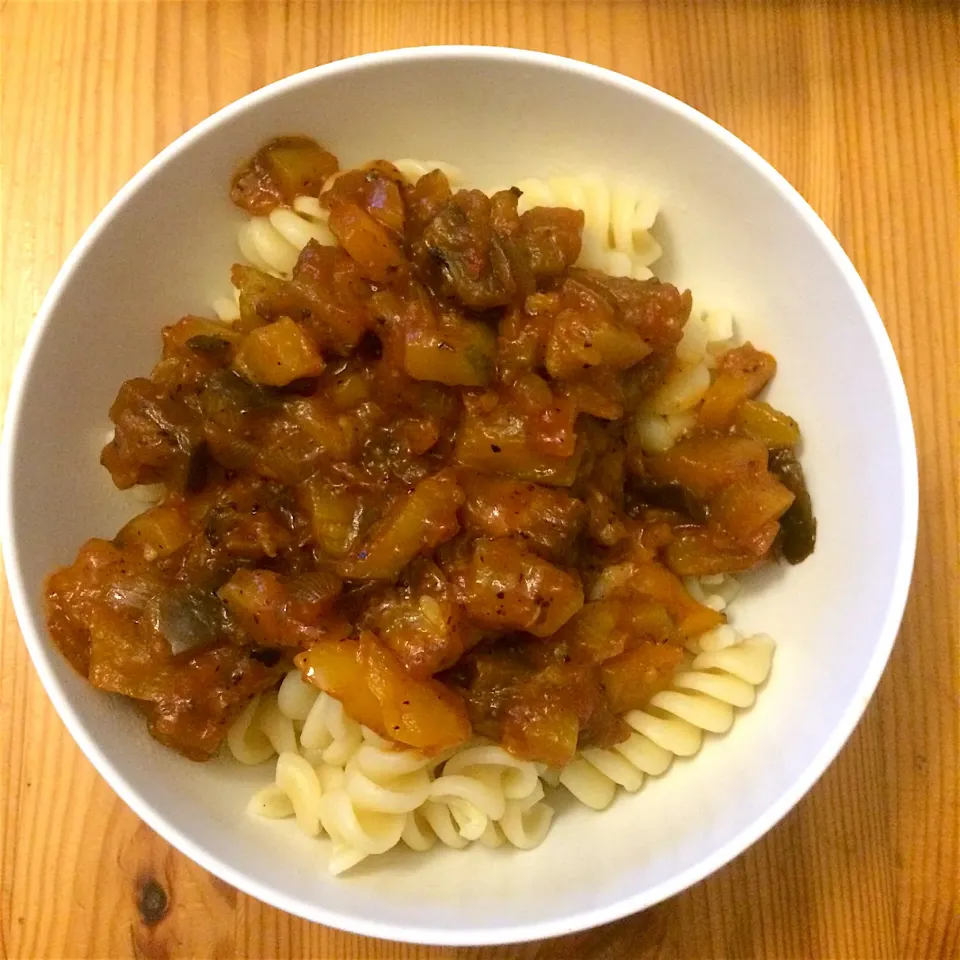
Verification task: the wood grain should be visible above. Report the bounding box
[1,2,957,958]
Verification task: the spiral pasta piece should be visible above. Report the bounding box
[310,764,341,792]
[535,763,562,788]
[258,693,299,756]
[401,807,439,851]
[277,669,320,722]
[268,206,335,251]
[559,634,775,810]
[328,843,369,876]
[428,774,506,821]
[343,745,433,815]
[237,216,300,276]
[477,820,505,848]
[246,784,295,818]
[704,308,736,352]
[300,690,363,765]
[498,783,555,850]
[441,743,540,800]
[447,799,490,841]
[403,748,550,851]
[393,158,463,185]
[410,795,501,849]
[683,579,742,619]
[632,304,745,453]
[226,693,276,765]
[416,800,471,850]
[318,789,406,859]
[235,190,337,278]
[246,750,323,833]
[275,752,324,836]
[212,287,241,323]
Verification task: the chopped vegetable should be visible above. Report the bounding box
[709,472,795,540]
[663,528,766,576]
[297,634,471,753]
[363,579,470,678]
[233,316,325,386]
[337,471,463,580]
[770,448,817,563]
[454,391,584,485]
[296,636,385,730]
[461,475,585,556]
[735,398,801,448]
[116,503,192,560]
[616,562,724,638]
[600,642,684,714]
[699,342,776,429]
[327,202,407,283]
[404,316,497,387]
[646,434,768,498]
[460,538,584,637]
[218,568,340,647]
[298,478,367,558]
[45,135,816,762]
[231,135,339,214]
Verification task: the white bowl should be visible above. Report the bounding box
[0,47,917,945]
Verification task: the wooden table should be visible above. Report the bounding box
[1,2,957,958]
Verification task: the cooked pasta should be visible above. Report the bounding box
[236,203,336,278]
[212,287,241,322]
[392,158,463,185]
[498,783,555,849]
[226,693,276,765]
[558,632,775,810]
[258,693,298,755]
[300,689,364,766]
[631,306,743,454]
[704,308,737,356]
[684,574,742,615]
[228,670,555,874]
[231,611,770,869]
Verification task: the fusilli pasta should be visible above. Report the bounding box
[392,158,463,185]
[631,306,741,454]
[236,198,337,278]
[558,632,775,810]
[212,286,241,323]
[229,670,552,875]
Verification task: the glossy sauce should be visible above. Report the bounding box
[45,137,815,764]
